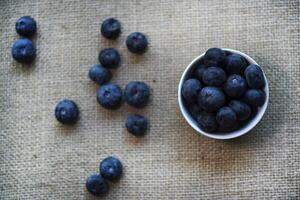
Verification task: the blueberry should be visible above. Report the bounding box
[198,86,225,112]
[203,48,226,67]
[101,18,121,39]
[194,64,206,81]
[89,64,111,85]
[202,67,226,86]
[182,79,202,104]
[15,16,37,37]
[229,100,251,121]
[98,48,121,69]
[124,81,150,108]
[244,64,266,89]
[224,74,247,98]
[126,114,148,136]
[225,53,247,74]
[55,99,79,124]
[86,174,109,196]
[126,32,148,54]
[216,107,237,128]
[100,157,123,181]
[11,39,36,64]
[196,112,218,132]
[188,103,203,119]
[243,89,266,108]
[97,83,123,109]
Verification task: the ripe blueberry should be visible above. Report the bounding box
[124,81,150,108]
[98,48,121,69]
[203,48,226,67]
[86,174,108,196]
[97,83,123,109]
[182,79,202,104]
[100,157,123,181]
[243,89,266,108]
[196,112,218,132]
[101,18,121,39]
[89,64,111,85]
[229,100,251,121]
[225,53,247,74]
[216,107,237,128]
[126,114,148,136]
[198,86,225,112]
[202,67,226,86]
[126,32,148,54]
[15,16,37,37]
[194,64,206,81]
[55,99,79,124]
[224,74,247,98]
[244,64,266,89]
[12,39,36,64]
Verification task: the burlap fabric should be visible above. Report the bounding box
[1,0,299,199]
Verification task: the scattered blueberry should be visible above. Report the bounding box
[101,18,121,39]
[216,107,237,128]
[12,39,36,64]
[126,114,148,136]
[182,79,202,103]
[202,67,226,86]
[126,32,148,54]
[224,74,247,98]
[89,64,111,85]
[188,103,203,119]
[198,86,225,112]
[225,53,247,74]
[229,100,251,121]
[194,64,206,81]
[196,112,218,132]
[124,81,150,108]
[244,64,266,89]
[97,83,123,109]
[98,48,121,69]
[15,16,37,37]
[55,99,79,124]
[86,174,109,196]
[100,157,123,181]
[243,89,266,108]
[203,48,226,67]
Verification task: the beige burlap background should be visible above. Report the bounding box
[1,0,300,199]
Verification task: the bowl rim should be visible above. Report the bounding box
[178,48,269,140]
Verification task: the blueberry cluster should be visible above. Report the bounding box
[12,16,37,64]
[86,157,123,196]
[182,48,266,133]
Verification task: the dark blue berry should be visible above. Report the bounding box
[101,18,121,39]
[126,114,148,136]
[98,48,121,69]
[182,79,202,104]
[97,83,123,109]
[198,86,225,112]
[244,64,266,89]
[124,81,150,108]
[55,99,79,124]
[100,157,123,181]
[243,89,266,108]
[202,67,226,86]
[203,48,226,67]
[229,100,251,121]
[218,124,239,132]
[15,16,37,37]
[216,107,237,128]
[225,53,247,74]
[126,32,148,54]
[89,64,111,85]
[86,174,108,196]
[12,39,36,64]
[196,112,218,132]
[194,64,206,81]
[224,74,247,98]
[188,103,203,119]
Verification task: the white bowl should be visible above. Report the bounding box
[178,48,269,140]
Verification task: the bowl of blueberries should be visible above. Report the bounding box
[178,48,269,140]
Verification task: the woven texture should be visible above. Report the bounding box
[1,0,300,199]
